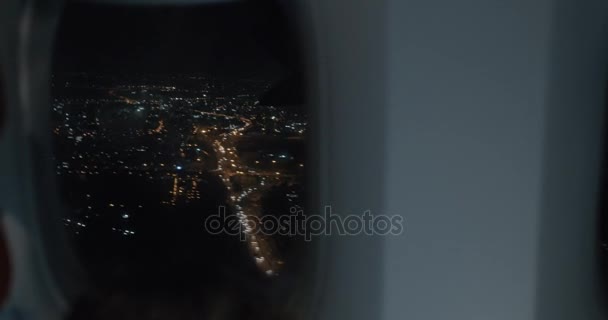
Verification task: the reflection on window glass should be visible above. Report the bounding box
[52,1,309,318]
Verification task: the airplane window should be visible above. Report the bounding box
[51,1,311,318]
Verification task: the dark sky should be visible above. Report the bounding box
[52,1,299,78]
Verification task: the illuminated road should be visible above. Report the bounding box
[108,89,137,105]
[202,111,282,276]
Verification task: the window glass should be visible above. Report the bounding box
[52,2,309,318]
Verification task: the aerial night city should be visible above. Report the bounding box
[51,2,310,318]
[52,72,307,274]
